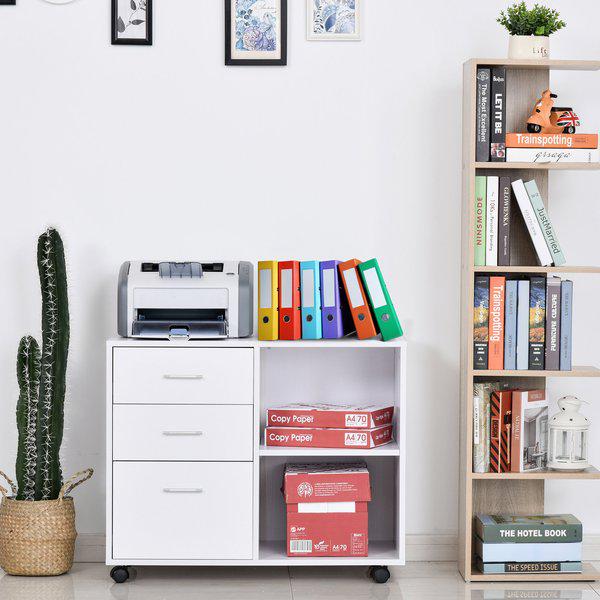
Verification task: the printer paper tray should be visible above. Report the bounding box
[132,320,227,339]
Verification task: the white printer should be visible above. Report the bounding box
[117,261,253,339]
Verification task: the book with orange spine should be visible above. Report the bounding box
[506,133,598,149]
[488,276,506,370]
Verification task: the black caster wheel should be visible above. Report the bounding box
[110,566,130,584]
[370,565,391,584]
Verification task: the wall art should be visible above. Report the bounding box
[307,0,361,41]
[112,0,152,46]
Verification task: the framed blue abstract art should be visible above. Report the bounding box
[225,0,287,66]
[307,0,361,41]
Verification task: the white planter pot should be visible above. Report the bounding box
[508,35,550,60]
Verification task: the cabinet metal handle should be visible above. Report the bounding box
[163,374,204,380]
[162,431,203,437]
[163,488,203,494]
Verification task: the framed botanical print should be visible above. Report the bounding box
[307,0,361,41]
[225,0,287,66]
[112,0,152,46]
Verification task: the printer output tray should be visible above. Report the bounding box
[132,320,227,339]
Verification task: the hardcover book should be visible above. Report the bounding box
[476,68,491,162]
[474,176,487,266]
[473,276,490,370]
[490,389,512,473]
[473,382,498,474]
[545,277,562,371]
[488,276,505,370]
[476,557,583,574]
[490,67,506,162]
[560,280,573,371]
[510,389,547,472]
[516,280,530,371]
[506,132,598,149]
[475,514,583,544]
[506,147,600,163]
[529,276,546,370]
[486,176,499,266]
[504,280,517,370]
[497,176,511,266]
[474,537,582,563]
[524,179,566,267]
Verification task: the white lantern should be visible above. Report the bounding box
[548,396,591,471]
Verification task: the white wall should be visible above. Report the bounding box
[1,0,599,543]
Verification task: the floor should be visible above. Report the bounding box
[2,562,600,599]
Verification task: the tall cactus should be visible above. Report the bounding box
[34,228,70,501]
[15,336,41,500]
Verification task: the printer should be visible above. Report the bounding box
[118,261,253,339]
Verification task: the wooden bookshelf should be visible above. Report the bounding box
[459,58,600,582]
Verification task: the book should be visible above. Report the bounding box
[497,177,511,266]
[486,176,499,266]
[560,280,573,371]
[490,389,512,473]
[524,179,566,267]
[476,557,583,574]
[506,132,598,149]
[475,514,583,544]
[507,148,600,163]
[474,537,582,563]
[529,276,546,370]
[516,280,530,371]
[476,68,491,162]
[511,389,547,472]
[474,176,487,266]
[504,280,517,370]
[488,276,505,370]
[512,179,553,266]
[490,68,506,162]
[545,277,562,371]
[473,382,498,474]
[473,276,490,370]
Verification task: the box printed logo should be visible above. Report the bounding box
[297,482,313,498]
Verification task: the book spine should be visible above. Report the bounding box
[560,280,573,371]
[476,68,491,162]
[488,276,505,370]
[529,276,546,370]
[506,148,600,162]
[524,179,566,266]
[476,558,583,574]
[505,132,598,148]
[473,385,484,473]
[499,391,512,472]
[497,176,511,266]
[485,177,499,266]
[510,391,523,471]
[489,390,500,473]
[511,179,553,266]
[545,278,562,371]
[473,276,490,370]
[474,176,487,266]
[516,280,530,370]
[490,67,506,162]
[504,280,517,370]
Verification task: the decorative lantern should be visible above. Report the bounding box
[548,396,591,471]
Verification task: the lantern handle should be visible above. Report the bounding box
[557,396,589,412]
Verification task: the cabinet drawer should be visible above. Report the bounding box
[112,462,253,560]
[113,347,253,405]
[113,405,253,461]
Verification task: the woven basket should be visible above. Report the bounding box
[0,469,93,577]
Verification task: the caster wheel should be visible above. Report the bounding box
[110,566,130,584]
[370,565,390,584]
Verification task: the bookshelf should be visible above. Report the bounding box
[460,58,600,583]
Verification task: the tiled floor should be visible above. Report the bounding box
[1,562,600,599]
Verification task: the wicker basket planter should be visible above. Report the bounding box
[0,469,93,577]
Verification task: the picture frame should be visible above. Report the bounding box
[0,1,16,5]
[225,0,287,66]
[112,0,152,46]
[307,0,361,41]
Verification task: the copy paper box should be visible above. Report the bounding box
[267,403,394,430]
[265,425,393,449]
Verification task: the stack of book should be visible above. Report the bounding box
[506,133,599,164]
[473,275,573,371]
[475,514,583,575]
[474,177,564,267]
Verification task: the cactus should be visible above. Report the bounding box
[15,336,41,501]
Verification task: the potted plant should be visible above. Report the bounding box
[498,2,566,60]
[0,228,92,576]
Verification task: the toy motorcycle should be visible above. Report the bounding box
[526,89,580,134]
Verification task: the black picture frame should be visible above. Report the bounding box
[0,1,17,5]
[112,0,153,46]
[225,0,287,66]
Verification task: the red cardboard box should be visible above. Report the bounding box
[284,463,371,557]
[265,425,393,449]
[267,403,394,430]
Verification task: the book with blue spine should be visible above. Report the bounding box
[560,280,573,371]
[516,280,530,370]
[504,280,517,370]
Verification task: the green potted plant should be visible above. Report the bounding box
[0,228,92,576]
[498,2,566,60]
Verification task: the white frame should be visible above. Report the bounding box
[306,0,361,41]
[106,337,405,567]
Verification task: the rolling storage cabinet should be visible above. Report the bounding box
[106,338,406,583]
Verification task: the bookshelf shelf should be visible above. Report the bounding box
[459,58,600,583]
